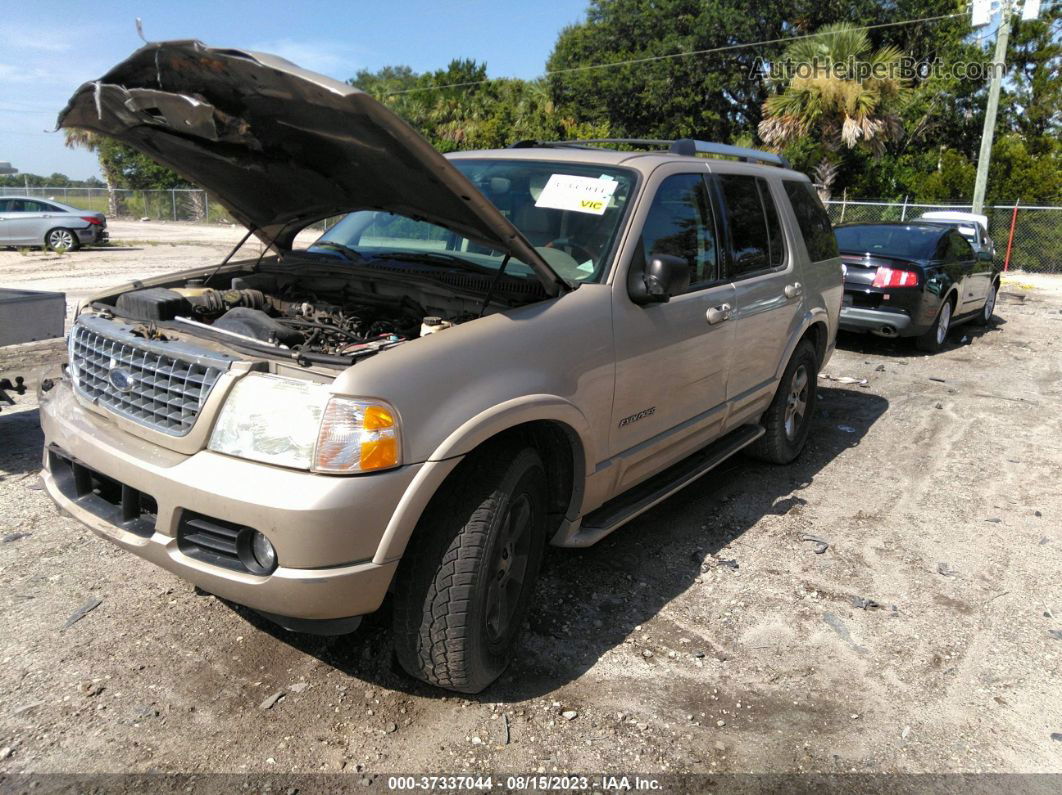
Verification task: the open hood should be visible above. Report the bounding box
[57,40,566,295]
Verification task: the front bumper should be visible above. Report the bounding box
[39,380,415,621]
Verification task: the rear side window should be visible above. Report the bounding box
[638,174,720,289]
[948,232,974,261]
[784,180,838,261]
[717,174,785,278]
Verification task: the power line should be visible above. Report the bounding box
[384,12,967,96]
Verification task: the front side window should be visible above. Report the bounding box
[307,160,636,285]
[636,174,719,289]
[718,174,785,278]
[784,180,838,261]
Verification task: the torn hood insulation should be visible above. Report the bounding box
[58,40,566,295]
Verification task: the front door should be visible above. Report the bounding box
[610,171,735,489]
[2,199,49,246]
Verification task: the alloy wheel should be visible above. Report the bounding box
[983,286,996,322]
[484,493,533,645]
[48,229,74,250]
[936,302,952,346]
[783,364,809,442]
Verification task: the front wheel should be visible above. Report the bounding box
[45,227,80,251]
[748,340,818,465]
[392,443,548,693]
[916,298,952,352]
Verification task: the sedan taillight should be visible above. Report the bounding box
[80,216,102,225]
[872,267,919,288]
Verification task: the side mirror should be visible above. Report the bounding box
[977,249,992,263]
[631,254,690,305]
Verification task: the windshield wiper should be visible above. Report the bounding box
[308,242,364,262]
[368,250,495,274]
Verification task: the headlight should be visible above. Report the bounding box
[207,374,400,474]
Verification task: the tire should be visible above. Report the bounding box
[974,281,998,327]
[915,297,953,352]
[748,340,818,465]
[45,227,80,252]
[392,443,548,693]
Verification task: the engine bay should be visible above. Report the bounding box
[97,264,512,366]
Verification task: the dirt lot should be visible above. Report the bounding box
[1,229,1061,781]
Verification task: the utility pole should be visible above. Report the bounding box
[971,0,1013,215]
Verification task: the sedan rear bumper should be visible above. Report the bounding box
[839,306,913,337]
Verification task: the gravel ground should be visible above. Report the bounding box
[1,230,1061,780]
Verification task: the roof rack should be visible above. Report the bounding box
[508,137,790,168]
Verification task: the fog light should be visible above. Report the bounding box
[240,530,278,575]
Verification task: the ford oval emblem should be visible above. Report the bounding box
[107,367,135,392]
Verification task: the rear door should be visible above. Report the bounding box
[946,231,984,311]
[610,170,735,487]
[714,173,801,413]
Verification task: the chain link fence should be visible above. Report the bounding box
[4,187,1059,273]
[825,199,1062,274]
[0,187,235,225]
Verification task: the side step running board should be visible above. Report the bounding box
[570,424,764,547]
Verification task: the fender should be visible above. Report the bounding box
[774,307,830,381]
[372,394,594,564]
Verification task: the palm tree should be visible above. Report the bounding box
[63,129,122,216]
[758,23,910,199]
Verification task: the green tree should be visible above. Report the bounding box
[1003,2,1061,148]
[351,60,607,152]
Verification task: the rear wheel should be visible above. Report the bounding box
[916,298,952,352]
[392,443,548,693]
[974,281,998,326]
[748,340,818,465]
[45,227,79,252]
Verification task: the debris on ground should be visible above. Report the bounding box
[62,597,103,630]
[79,680,104,697]
[985,517,1002,524]
[823,612,867,654]
[502,713,510,745]
[703,556,739,571]
[801,534,830,554]
[561,710,578,721]
[849,596,882,610]
[929,377,947,383]
[2,532,30,543]
[259,690,285,710]
[1048,630,1062,640]
[937,562,958,577]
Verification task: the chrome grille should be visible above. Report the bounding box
[69,315,234,436]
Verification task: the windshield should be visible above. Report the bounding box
[835,224,942,260]
[308,159,636,284]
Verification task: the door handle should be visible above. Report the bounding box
[706,303,732,325]
[784,282,803,299]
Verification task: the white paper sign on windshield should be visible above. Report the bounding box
[534,174,619,216]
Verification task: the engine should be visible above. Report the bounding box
[111,275,468,361]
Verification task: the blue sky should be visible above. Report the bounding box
[0,0,590,179]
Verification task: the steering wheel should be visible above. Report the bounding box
[545,238,595,267]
